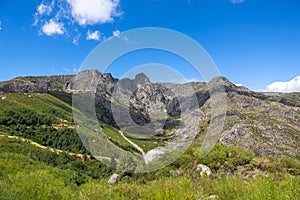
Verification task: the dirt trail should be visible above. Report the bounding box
[0,134,111,161]
[118,131,145,156]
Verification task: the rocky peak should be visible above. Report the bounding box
[78,70,102,77]
[101,73,114,81]
[135,73,150,85]
[207,76,251,95]
[208,76,231,85]
[116,73,150,92]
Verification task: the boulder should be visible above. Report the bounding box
[196,164,212,177]
[108,173,119,184]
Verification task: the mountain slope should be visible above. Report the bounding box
[0,71,299,159]
[0,73,299,199]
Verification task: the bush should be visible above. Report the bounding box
[199,144,255,171]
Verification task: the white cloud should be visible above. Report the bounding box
[113,30,121,38]
[61,67,79,74]
[37,1,54,15]
[236,83,244,87]
[73,33,81,45]
[106,30,128,41]
[0,21,2,31]
[170,78,199,84]
[34,1,54,26]
[33,0,122,41]
[62,68,70,73]
[266,76,300,93]
[86,30,101,41]
[73,67,79,73]
[229,0,246,4]
[41,19,65,36]
[67,0,120,26]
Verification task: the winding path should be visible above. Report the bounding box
[0,134,109,161]
[118,130,145,156]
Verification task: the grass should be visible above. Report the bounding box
[124,132,166,152]
[0,132,299,200]
[209,175,300,200]
[49,91,73,106]
[0,135,111,181]
[0,150,80,200]
[0,93,197,156]
[0,92,299,199]
[0,93,173,155]
[101,125,139,153]
[268,92,300,107]
[0,93,73,123]
[79,173,300,200]
[100,125,165,153]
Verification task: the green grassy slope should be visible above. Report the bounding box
[0,93,87,154]
[0,134,299,200]
[0,93,73,121]
[0,134,113,200]
[0,93,166,155]
[0,92,299,199]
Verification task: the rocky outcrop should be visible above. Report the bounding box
[0,75,74,93]
[216,92,300,157]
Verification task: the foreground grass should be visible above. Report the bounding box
[0,135,299,200]
[79,175,300,200]
[1,167,299,200]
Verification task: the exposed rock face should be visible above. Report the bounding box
[117,73,150,92]
[217,92,300,157]
[0,75,74,93]
[1,70,299,158]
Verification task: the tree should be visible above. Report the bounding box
[117,155,137,175]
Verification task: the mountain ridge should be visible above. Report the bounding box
[0,70,299,159]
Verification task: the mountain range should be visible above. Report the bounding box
[0,70,299,159]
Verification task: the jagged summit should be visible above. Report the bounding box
[0,71,243,94]
[135,73,150,84]
[0,70,152,93]
[208,76,231,84]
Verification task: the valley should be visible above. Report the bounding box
[0,72,299,199]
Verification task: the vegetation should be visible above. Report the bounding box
[0,93,86,154]
[101,125,165,153]
[0,93,299,199]
[1,134,299,199]
[267,92,300,107]
[0,93,73,121]
[0,136,111,183]
[1,124,88,154]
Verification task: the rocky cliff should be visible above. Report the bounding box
[0,75,74,93]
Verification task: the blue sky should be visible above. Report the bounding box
[0,0,299,92]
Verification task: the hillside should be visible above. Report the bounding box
[0,71,299,199]
[0,71,299,158]
[1,129,299,199]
